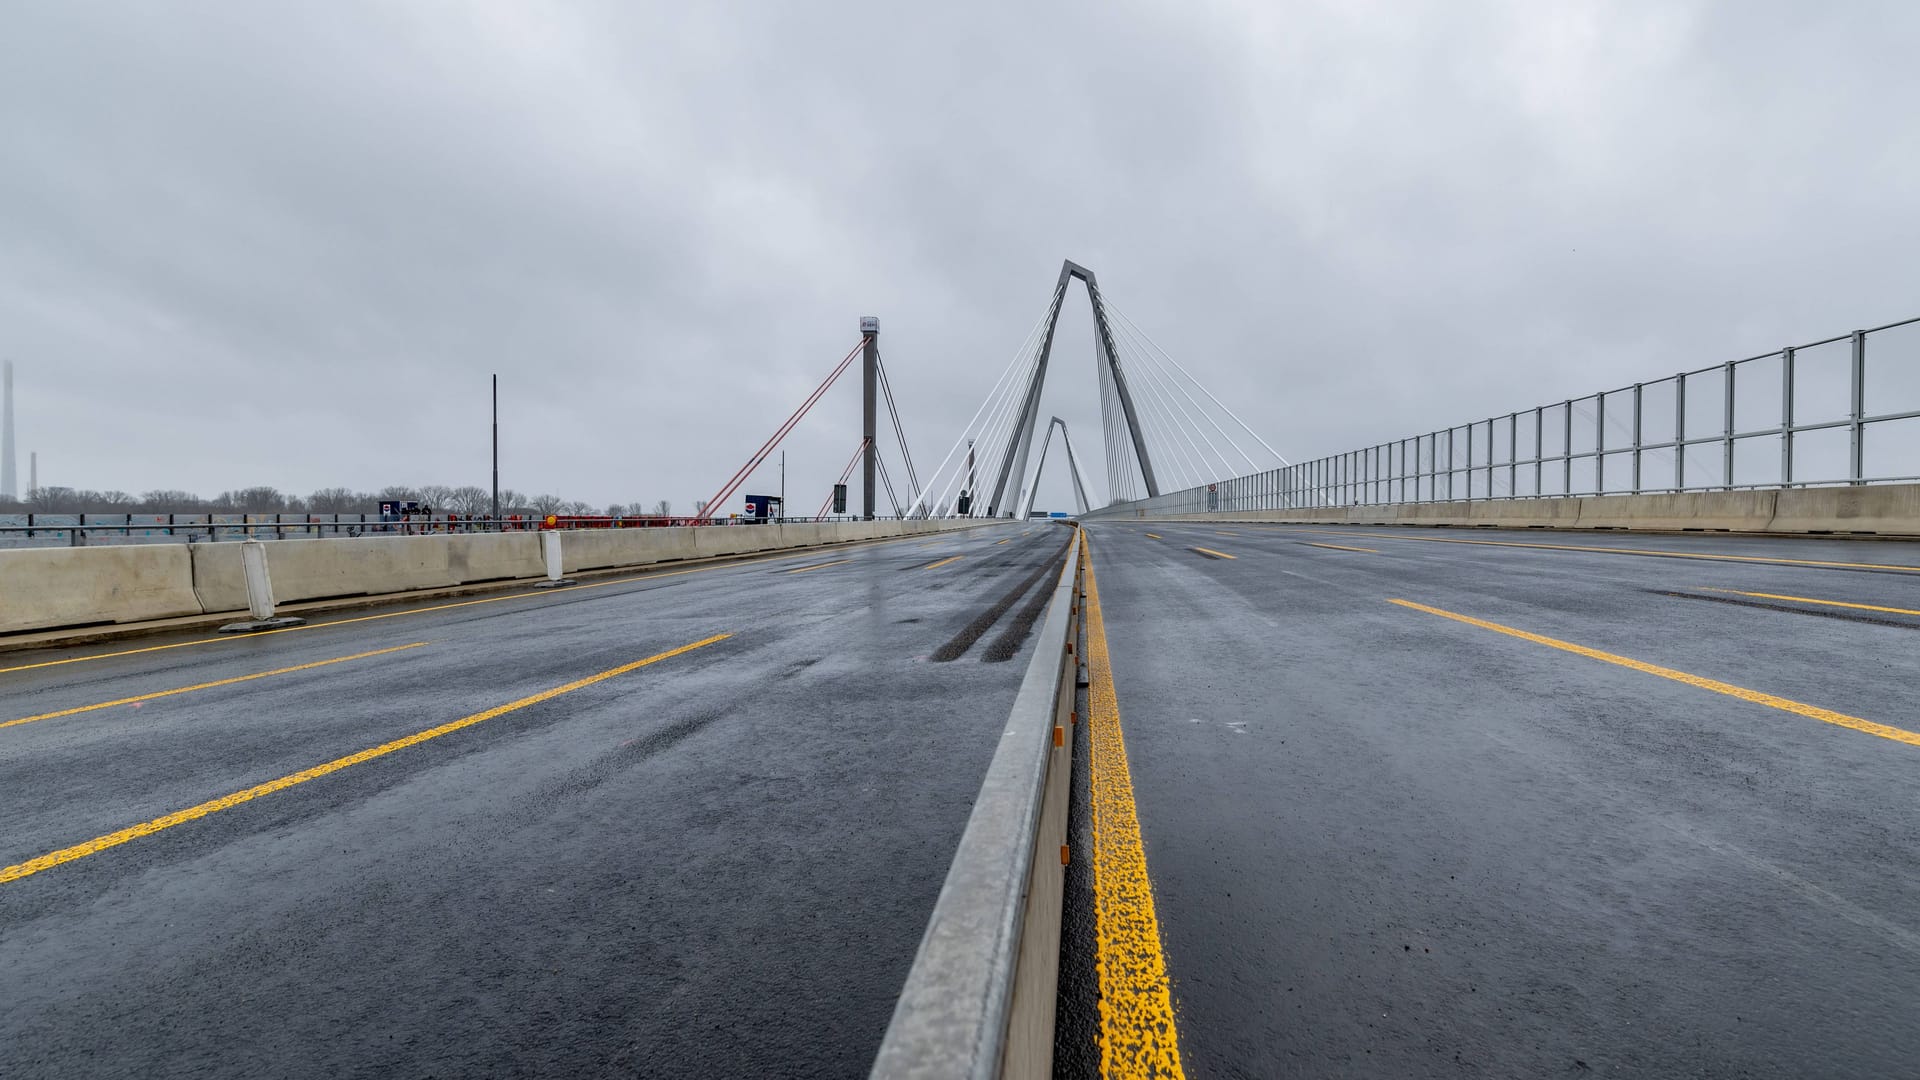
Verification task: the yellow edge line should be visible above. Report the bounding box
[1144,533,1162,540]
[1305,542,1378,554]
[0,632,731,885]
[1389,599,1920,748]
[1701,587,1920,618]
[784,559,852,574]
[1190,546,1237,560]
[2,643,430,731]
[922,555,964,570]
[0,533,931,676]
[1082,534,1186,1077]
[1316,530,1920,574]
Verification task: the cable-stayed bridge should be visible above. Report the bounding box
[4,262,1920,1079]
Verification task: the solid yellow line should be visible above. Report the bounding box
[922,555,965,570]
[1389,599,1920,748]
[0,633,730,885]
[1144,533,1162,540]
[1189,546,1237,560]
[1305,542,1378,554]
[0,535,928,675]
[1319,531,1920,574]
[1082,535,1186,1078]
[784,559,852,574]
[1700,587,1920,618]
[1,643,430,732]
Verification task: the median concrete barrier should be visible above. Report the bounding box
[1769,484,1920,535]
[0,544,203,634]
[872,529,1084,1080]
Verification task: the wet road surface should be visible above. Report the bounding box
[0,522,1074,1079]
[1080,522,1920,1078]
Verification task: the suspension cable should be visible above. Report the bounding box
[696,340,863,522]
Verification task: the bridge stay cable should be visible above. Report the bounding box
[1106,302,1263,477]
[909,298,1057,518]
[695,340,864,523]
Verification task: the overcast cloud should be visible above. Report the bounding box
[3,1,1916,513]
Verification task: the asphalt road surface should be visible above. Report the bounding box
[1081,521,1920,1079]
[0,522,1074,1079]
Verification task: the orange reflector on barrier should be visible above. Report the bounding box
[1053,725,1065,747]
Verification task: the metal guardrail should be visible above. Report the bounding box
[0,513,920,549]
[1092,315,1920,516]
[871,526,1085,1080]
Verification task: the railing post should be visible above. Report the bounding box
[1534,408,1543,497]
[1850,330,1866,484]
[1507,413,1517,499]
[1562,401,1573,496]
[1723,360,1736,489]
[1596,394,1607,493]
[1780,347,1795,486]
[1675,374,1687,491]
[1445,429,1455,501]
[1631,383,1643,494]
[1465,423,1474,502]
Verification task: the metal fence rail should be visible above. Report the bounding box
[0,513,919,549]
[1092,314,1920,516]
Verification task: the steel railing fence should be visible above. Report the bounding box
[1087,315,1920,517]
[0,513,911,549]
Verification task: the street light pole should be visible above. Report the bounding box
[491,374,499,529]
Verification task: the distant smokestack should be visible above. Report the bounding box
[1,360,15,499]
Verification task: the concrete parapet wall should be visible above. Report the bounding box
[1103,483,1920,537]
[0,545,203,634]
[1770,485,1920,535]
[1,518,998,637]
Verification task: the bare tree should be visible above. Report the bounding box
[652,499,672,516]
[605,503,627,518]
[529,492,566,516]
[306,488,362,514]
[563,500,599,516]
[446,486,490,516]
[694,499,710,516]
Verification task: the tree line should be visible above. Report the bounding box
[0,485,693,519]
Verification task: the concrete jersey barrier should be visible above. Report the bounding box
[0,544,204,634]
[1,519,999,638]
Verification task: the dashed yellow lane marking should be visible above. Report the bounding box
[1189,546,1236,560]
[1083,535,1186,1078]
[922,555,965,570]
[996,538,1014,545]
[1315,530,1920,574]
[0,633,730,885]
[1215,531,1238,537]
[1305,542,1378,554]
[1390,598,1920,748]
[1144,533,1163,540]
[0,533,939,675]
[1699,588,1920,618]
[2,643,429,732]
[783,559,852,574]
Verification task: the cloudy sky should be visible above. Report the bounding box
[4,1,1917,513]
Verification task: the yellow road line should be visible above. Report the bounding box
[2,643,429,732]
[1389,599,1920,749]
[1082,536,1186,1077]
[784,559,852,574]
[1305,542,1378,554]
[1699,588,1920,618]
[922,555,965,570]
[1215,531,1239,537]
[0,537,920,676]
[1317,531,1920,574]
[995,538,1014,545]
[1189,546,1237,560]
[0,633,730,885]
[1144,532,1162,540]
